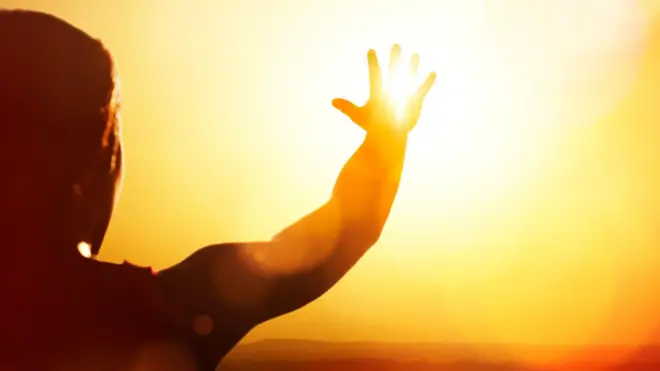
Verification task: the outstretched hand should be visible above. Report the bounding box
[332,44,436,134]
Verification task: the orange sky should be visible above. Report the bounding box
[8,0,660,360]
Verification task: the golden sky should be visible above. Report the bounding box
[8,0,660,361]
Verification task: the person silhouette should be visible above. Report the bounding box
[0,10,435,371]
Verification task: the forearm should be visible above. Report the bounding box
[332,129,407,246]
[255,130,408,318]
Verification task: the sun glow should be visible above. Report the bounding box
[360,37,542,215]
[383,57,416,121]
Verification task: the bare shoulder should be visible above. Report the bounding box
[155,242,272,315]
[153,243,269,368]
[74,258,167,319]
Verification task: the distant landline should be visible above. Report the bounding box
[224,339,660,364]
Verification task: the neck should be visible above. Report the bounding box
[0,177,85,269]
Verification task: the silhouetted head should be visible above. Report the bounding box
[0,10,122,260]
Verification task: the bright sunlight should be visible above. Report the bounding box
[382,53,416,120]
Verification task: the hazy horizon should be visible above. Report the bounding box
[238,338,660,346]
[222,338,660,369]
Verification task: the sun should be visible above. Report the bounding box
[376,41,537,209]
[383,59,416,121]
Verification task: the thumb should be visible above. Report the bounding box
[332,98,360,120]
[332,98,368,131]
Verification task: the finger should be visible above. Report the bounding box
[367,49,382,98]
[332,98,360,120]
[414,71,437,101]
[409,53,420,78]
[388,44,401,78]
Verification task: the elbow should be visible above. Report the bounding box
[259,230,383,321]
[352,221,384,248]
[361,228,382,248]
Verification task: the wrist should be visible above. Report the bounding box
[364,127,407,158]
[360,133,406,182]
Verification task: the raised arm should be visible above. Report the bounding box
[155,45,435,370]
[239,44,434,319]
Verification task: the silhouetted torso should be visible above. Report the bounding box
[1,255,247,371]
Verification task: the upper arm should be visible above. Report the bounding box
[159,203,338,300]
[156,201,346,321]
[245,200,344,277]
[154,245,275,369]
[153,199,377,365]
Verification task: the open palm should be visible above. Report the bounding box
[332,44,436,134]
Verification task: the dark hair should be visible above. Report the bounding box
[0,10,122,259]
[0,9,120,186]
